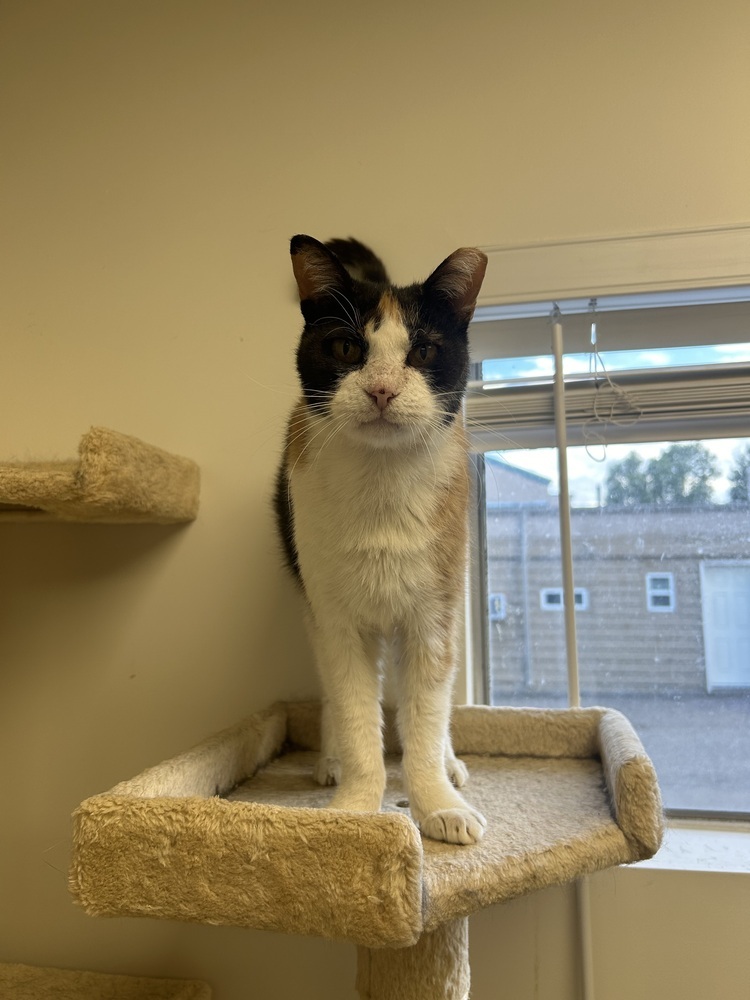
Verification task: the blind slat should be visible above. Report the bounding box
[466,364,750,452]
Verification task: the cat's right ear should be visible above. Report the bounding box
[423,247,488,324]
[290,235,352,303]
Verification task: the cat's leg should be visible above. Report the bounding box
[313,696,341,787]
[309,616,385,812]
[305,610,341,786]
[397,623,486,845]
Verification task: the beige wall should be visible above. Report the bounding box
[2,2,749,997]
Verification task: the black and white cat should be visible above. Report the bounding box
[275,235,487,845]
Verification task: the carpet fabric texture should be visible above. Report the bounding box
[0,426,199,522]
[356,920,469,1000]
[70,701,664,949]
[0,963,211,999]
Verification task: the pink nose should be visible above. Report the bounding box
[368,387,398,411]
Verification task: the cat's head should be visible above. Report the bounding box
[290,235,487,450]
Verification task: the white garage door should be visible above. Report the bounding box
[700,562,750,692]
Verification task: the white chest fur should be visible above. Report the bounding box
[290,417,465,630]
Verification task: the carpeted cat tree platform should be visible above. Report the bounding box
[0,427,199,522]
[0,962,211,1000]
[70,701,663,999]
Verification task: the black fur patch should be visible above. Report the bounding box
[273,463,301,584]
[294,280,382,411]
[325,238,390,285]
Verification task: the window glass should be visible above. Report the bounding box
[481,437,750,814]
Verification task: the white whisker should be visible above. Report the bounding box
[328,288,362,331]
[288,413,346,480]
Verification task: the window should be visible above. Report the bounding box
[470,289,750,818]
[488,592,507,621]
[646,573,675,612]
[540,587,588,611]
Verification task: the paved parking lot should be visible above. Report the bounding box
[490,689,750,814]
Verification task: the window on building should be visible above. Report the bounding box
[488,592,507,621]
[540,587,588,611]
[468,289,750,818]
[646,573,675,612]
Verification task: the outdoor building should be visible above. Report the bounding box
[484,456,750,699]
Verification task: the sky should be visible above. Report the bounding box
[482,342,750,381]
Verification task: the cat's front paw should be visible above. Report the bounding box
[313,755,341,787]
[420,807,487,846]
[446,755,469,788]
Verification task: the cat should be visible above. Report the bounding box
[275,235,488,845]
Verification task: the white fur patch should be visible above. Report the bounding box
[291,419,462,630]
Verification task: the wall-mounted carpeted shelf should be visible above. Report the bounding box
[0,427,199,523]
[0,962,211,999]
[70,701,663,1000]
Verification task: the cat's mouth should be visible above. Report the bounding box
[354,411,412,442]
[360,416,402,432]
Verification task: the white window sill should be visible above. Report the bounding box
[635,819,750,873]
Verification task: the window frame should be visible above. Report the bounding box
[646,572,676,613]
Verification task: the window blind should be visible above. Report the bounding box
[468,297,750,364]
[466,362,750,452]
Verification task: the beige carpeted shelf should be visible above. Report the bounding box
[0,962,211,999]
[0,427,199,523]
[70,701,664,1000]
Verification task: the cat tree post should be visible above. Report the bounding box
[356,919,469,1000]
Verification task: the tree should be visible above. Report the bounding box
[604,451,649,507]
[605,443,719,507]
[728,442,750,502]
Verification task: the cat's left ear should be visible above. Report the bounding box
[424,248,488,323]
[290,234,352,303]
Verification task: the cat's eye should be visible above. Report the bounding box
[407,343,438,368]
[329,337,363,364]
